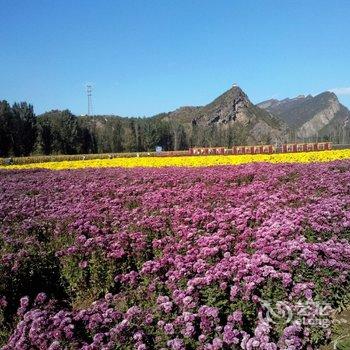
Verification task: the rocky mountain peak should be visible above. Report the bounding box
[213,85,251,107]
[316,91,338,102]
[194,85,254,126]
[163,85,287,144]
[258,90,349,140]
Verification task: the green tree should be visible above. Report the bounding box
[0,101,13,157]
[12,102,37,156]
[36,118,53,155]
[122,120,138,152]
[39,110,79,154]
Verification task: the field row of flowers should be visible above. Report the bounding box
[1,161,350,349]
[1,149,350,170]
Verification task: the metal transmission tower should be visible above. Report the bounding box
[86,85,93,116]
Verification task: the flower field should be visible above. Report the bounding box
[1,149,350,170]
[1,159,350,349]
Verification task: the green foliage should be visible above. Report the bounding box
[34,112,189,155]
[230,298,258,329]
[37,110,80,155]
[0,308,10,347]
[89,251,116,297]
[336,338,350,350]
[199,283,259,331]
[258,279,289,338]
[12,102,37,156]
[0,230,68,346]
[303,227,333,243]
[292,258,350,309]
[0,101,13,157]
[199,284,229,310]
[61,250,116,307]
[0,101,36,157]
[260,279,288,303]
[324,281,350,311]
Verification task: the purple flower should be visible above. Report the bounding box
[164,323,175,335]
[78,260,88,269]
[35,292,47,304]
[20,296,29,308]
[2,161,350,349]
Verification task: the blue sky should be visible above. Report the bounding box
[0,0,349,116]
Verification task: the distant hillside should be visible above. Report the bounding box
[258,92,350,142]
[75,85,289,154]
[160,85,288,145]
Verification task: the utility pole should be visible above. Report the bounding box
[87,85,93,116]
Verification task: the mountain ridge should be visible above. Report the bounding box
[258,91,350,141]
[158,85,288,145]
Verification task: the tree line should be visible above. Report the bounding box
[0,101,37,157]
[0,100,264,157]
[0,101,191,157]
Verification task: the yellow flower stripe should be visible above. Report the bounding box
[1,150,350,170]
